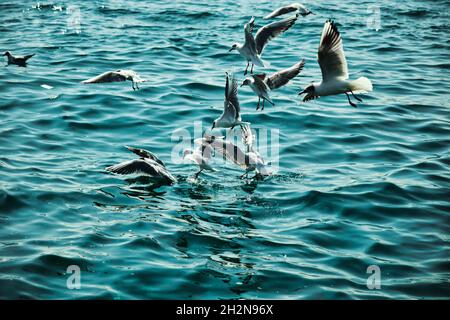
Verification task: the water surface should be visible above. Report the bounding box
[0,0,449,299]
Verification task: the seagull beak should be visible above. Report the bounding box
[228,47,234,52]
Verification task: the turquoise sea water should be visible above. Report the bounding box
[0,0,449,299]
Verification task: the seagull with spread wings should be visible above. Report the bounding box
[229,14,299,75]
[264,3,313,19]
[241,59,305,110]
[3,51,35,67]
[211,72,248,132]
[106,146,176,184]
[299,20,373,108]
[82,69,146,90]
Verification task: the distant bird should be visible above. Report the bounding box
[241,59,305,110]
[106,146,176,184]
[82,70,146,90]
[3,51,35,67]
[211,72,248,132]
[264,3,313,19]
[198,128,269,179]
[299,20,373,108]
[183,143,217,179]
[229,14,299,75]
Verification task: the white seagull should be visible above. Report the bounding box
[241,58,305,110]
[183,143,217,179]
[3,51,35,67]
[264,3,313,19]
[106,146,176,184]
[229,14,299,75]
[211,72,248,132]
[299,20,373,107]
[82,69,147,90]
[198,128,270,179]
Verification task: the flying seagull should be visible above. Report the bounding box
[264,3,313,19]
[183,143,217,179]
[241,58,305,110]
[198,128,269,179]
[3,51,35,67]
[229,14,299,75]
[82,70,146,90]
[211,72,248,132]
[106,146,176,184]
[299,20,373,107]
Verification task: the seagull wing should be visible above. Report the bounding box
[82,71,127,84]
[106,159,176,182]
[255,14,298,55]
[267,58,305,90]
[224,73,240,119]
[264,4,300,19]
[125,146,165,167]
[244,17,257,54]
[23,53,35,61]
[318,20,349,82]
[208,139,250,170]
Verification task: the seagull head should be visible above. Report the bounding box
[299,84,315,95]
[241,79,252,87]
[3,51,11,57]
[229,43,239,52]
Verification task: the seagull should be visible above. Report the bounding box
[299,20,373,108]
[241,58,305,110]
[82,70,146,90]
[229,14,299,75]
[211,72,248,132]
[198,127,269,179]
[3,51,35,67]
[264,3,313,19]
[106,146,176,184]
[183,143,217,179]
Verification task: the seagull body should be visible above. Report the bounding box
[82,69,146,90]
[229,15,299,75]
[3,51,35,67]
[212,73,248,132]
[183,143,216,179]
[299,20,373,107]
[264,3,312,19]
[242,59,305,110]
[106,146,176,184]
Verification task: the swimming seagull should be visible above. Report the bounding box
[264,3,313,19]
[106,146,176,184]
[241,58,305,110]
[82,70,147,90]
[183,143,217,179]
[211,72,248,132]
[3,51,35,67]
[299,20,373,108]
[198,128,269,179]
[229,14,299,75]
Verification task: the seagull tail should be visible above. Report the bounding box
[350,77,373,94]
